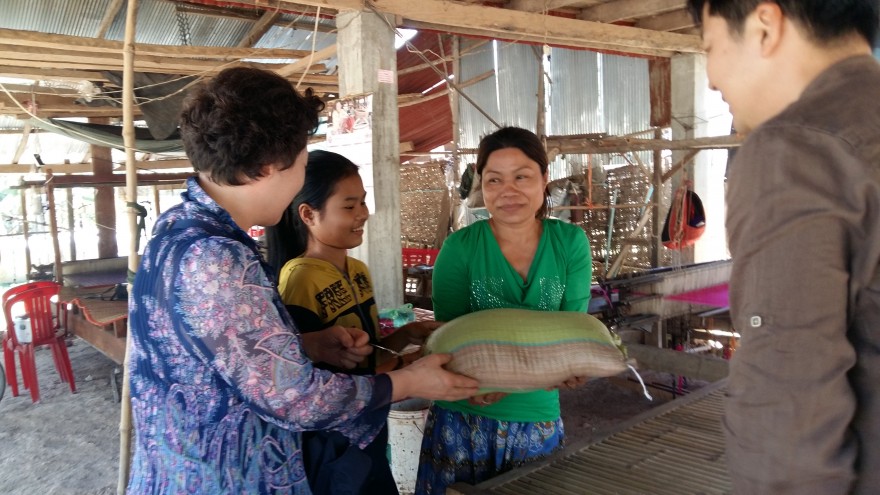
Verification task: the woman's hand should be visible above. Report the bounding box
[301,326,373,369]
[387,353,479,402]
[468,392,507,407]
[547,376,590,391]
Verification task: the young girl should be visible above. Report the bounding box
[266,150,441,494]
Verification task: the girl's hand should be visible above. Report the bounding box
[399,320,444,345]
[302,326,372,369]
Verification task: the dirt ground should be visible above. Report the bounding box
[0,338,683,495]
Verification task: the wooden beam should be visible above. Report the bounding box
[0,83,80,97]
[19,172,194,188]
[507,0,586,12]
[0,66,108,83]
[0,91,143,118]
[544,134,742,155]
[627,343,728,382]
[369,0,700,57]
[397,39,489,76]
[580,0,685,23]
[1,163,97,174]
[0,159,191,174]
[95,0,125,39]
[276,44,337,77]
[0,28,318,60]
[636,10,694,32]
[12,123,31,164]
[238,10,281,47]
[0,44,327,77]
[277,0,363,11]
[397,69,494,107]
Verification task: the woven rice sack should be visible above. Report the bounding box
[425,308,628,393]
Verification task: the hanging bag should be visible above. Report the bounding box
[662,185,706,250]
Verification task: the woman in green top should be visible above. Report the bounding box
[415,127,593,494]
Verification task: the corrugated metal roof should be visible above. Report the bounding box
[0,0,111,37]
[397,33,454,155]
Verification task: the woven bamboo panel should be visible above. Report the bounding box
[400,162,450,247]
[451,383,730,495]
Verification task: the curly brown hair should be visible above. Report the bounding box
[180,67,325,186]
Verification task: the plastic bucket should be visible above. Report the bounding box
[14,315,31,344]
[387,398,430,494]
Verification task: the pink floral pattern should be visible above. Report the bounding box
[127,178,387,494]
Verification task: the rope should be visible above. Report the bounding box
[627,364,654,401]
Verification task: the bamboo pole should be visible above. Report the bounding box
[117,0,138,492]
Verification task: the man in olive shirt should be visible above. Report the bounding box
[687,1,880,493]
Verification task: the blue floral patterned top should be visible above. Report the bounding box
[127,178,391,494]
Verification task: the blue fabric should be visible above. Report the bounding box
[414,407,564,495]
[127,177,390,494]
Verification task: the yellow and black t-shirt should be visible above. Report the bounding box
[277,256,380,374]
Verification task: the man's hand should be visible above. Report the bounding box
[302,326,373,369]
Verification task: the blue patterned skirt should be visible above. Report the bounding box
[414,405,564,495]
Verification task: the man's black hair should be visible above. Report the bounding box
[686,0,879,46]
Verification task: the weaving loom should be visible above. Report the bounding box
[448,380,731,495]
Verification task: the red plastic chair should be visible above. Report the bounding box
[2,281,64,390]
[2,281,60,396]
[3,283,75,403]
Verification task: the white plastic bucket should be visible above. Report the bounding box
[387,398,430,494]
[14,315,32,344]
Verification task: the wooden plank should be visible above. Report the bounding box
[636,9,695,31]
[507,0,588,12]
[0,44,323,76]
[0,27,317,60]
[368,0,700,57]
[544,134,742,155]
[95,0,124,39]
[580,0,685,23]
[626,343,729,382]
[237,10,281,47]
[276,44,337,77]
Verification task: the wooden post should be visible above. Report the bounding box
[152,185,161,216]
[45,172,63,285]
[91,117,118,259]
[117,0,138,492]
[535,45,546,139]
[19,187,31,279]
[648,59,671,269]
[66,174,76,261]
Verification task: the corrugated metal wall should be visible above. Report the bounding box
[458,43,661,274]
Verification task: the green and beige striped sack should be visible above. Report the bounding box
[425,308,630,393]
